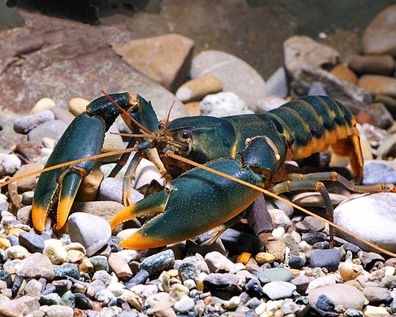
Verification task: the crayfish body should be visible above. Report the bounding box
[32,93,364,249]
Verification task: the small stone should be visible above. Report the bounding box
[14,162,45,193]
[308,284,367,310]
[40,293,61,306]
[24,279,43,298]
[253,268,293,282]
[184,101,201,116]
[68,213,111,256]
[296,216,325,233]
[178,261,201,282]
[0,154,21,176]
[108,253,132,279]
[331,64,358,84]
[288,255,306,269]
[0,271,12,288]
[64,242,86,255]
[32,98,56,114]
[0,237,11,250]
[200,92,253,117]
[202,273,241,300]
[51,106,75,125]
[302,232,327,245]
[310,249,341,272]
[90,255,109,272]
[65,250,84,263]
[52,280,72,295]
[145,292,175,316]
[125,269,150,288]
[76,169,104,202]
[21,191,34,205]
[13,110,55,134]
[19,231,45,253]
[176,76,223,103]
[68,97,89,116]
[71,201,125,222]
[97,178,143,204]
[19,253,54,280]
[349,54,395,76]
[358,75,396,97]
[291,275,310,294]
[43,240,67,265]
[205,251,240,273]
[339,260,363,281]
[174,296,194,313]
[265,240,286,262]
[60,291,75,308]
[7,245,30,260]
[245,278,265,298]
[269,208,291,229]
[39,305,73,317]
[54,263,80,280]
[141,250,175,276]
[27,120,67,145]
[363,305,391,317]
[262,281,296,300]
[363,286,392,304]
[74,293,92,310]
[316,294,335,311]
[255,252,275,264]
[344,309,364,317]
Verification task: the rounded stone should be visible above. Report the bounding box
[68,97,90,116]
[309,249,341,272]
[67,212,111,256]
[32,98,56,114]
[262,281,296,300]
[176,76,223,103]
[13,110,55,134]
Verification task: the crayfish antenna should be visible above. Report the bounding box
[163,100,176,136]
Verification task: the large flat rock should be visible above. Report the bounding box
[0,11,187,121]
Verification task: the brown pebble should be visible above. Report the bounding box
[108,253,133,279]
[331,64,358,84]
[358,75,396,97]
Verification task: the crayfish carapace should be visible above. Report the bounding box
[5,92,395,254]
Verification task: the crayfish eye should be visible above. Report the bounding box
[180,131,190,139]
[158,122,166,130]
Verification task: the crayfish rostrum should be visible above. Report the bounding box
[27,92,396,251]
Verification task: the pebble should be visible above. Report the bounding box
[27,119,67,144]
[98,177,144,204]
[362,161,396,184]
[43,239,67,265]
[291,275,310,294]
[200,91,253,117]
[90,255,109,272]
[19,253,54,279]
[363,305,391,317]
[205,251,240,273]
[339,260,363,281]
[13,110,55,134]
[302,232,327,245]
[65,250,84,263]
[358,75,396,97]
[68,212,111,256]
[362,4,396,55]
[51,106,75,125]
[40,293,61,305]
[316,294,335,311]
[190,50,267,111]
[265,240,286,262]
[345,309,365,317]
[296,216,325,233]
[288,255,306,269]
[174,296,195,313]
[265,67,288,98]
[76,169,104,202]
[255,252,275,264]
[68,97,90,116]
[108,253,132,279]
[202,273,241,300]
[308,284,367,310]
[6,245,30,260]
[254,268,293,283]
[176,76,223,103]
[18,231,45,253]
[31,97,56,114]
[39,305,74,317]
[331,64,358,84]
[262,281,296,300]
[0,154,22,176]
[363,286,392,304]
[54,263,80,280]
[141,250,175,276]
[309,249,341,272]
[349,54,395,76]
[334,193,396,252]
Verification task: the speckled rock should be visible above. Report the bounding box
[19,253,54,280]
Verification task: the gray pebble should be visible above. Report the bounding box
[253,268,293,282]
[61,291,76,308]
[18,231,45,253]
[302,232,327,245]
[54,263,80,280]
[27,119,67,144]
[141,250,175,276]
[344,309,364,317]
[40,293,62,306]
[98,177,143,204]
[13,110,55,134]
[316,294,335,311]
[90,255,109,272]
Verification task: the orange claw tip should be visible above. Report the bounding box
[110,204,136,230]
[31,203,47,232]
[55,196,74,230]
[119,231,167,250]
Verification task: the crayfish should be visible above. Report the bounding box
[5,92,396,255]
